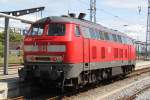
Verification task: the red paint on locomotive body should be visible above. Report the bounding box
[20,16,136,88]
[24,21,136,64]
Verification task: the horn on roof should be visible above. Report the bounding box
[78,13,86,20]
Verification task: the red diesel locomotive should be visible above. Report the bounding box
[19,14,136,90]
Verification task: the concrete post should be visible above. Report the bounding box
[4,18,9,75]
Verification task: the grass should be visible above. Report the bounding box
[0,54,23,66]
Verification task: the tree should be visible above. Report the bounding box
[0,42,4,57]
[0,32,4,43]
[0,32,23,42]
[9,32,23,42]
[0,32,23,57]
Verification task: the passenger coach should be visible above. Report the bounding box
[19,14,136,90]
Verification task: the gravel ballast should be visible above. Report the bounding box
[99,76,150,100]
[65,73,150,100]
[135,88,150,100]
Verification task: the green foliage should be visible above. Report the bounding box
[0,32,23,57]
[0,42,4,57]
[9,32,23,42]
[0,31,23,43]
[0,32,4,43]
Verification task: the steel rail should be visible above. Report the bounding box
[124,85,150,100]
[8,96,24,100]
[128,64,150,77]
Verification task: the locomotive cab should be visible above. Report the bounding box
[24,21,68,63]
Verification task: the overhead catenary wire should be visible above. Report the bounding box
[75,0,146,37]
[77,0,132,25]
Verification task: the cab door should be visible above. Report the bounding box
[128,45,132,62]
[83,38,90,71]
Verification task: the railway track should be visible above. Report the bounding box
[125,85,150,100]
[0,64,23,69]
[9,96,25,100]
[0,65,23,75]
[9,64,150,100]
[128,64,150,77]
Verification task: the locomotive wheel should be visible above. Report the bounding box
[91,73,97,83]
[60,77,65,93]
[101,69,108,80]
[73,78,79,89]
[96,70,102,82]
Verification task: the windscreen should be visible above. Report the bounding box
[48,23,65,36]
[29,23,45,36]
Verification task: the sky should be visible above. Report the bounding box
[0,0,148,42]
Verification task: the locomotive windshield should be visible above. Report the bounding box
[29,23,45,36]
[48,23,65,36]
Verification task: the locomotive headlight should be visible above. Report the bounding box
[24,45,38,52]
[47,45,66,52]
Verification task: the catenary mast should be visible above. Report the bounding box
[90,0,96,23]
[146,0,150,60]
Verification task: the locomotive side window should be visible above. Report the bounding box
[104,33,110,40]
[29,23,44,36]
[122,37,128,44]
[117,35,122,43]
[112,34,117,42]
[81,26,91,38]
[99,31,105,40]
[126,38,133,45]
[109,33,113,41]
[90,28,97,39]
[122,36,127,44]
[129,38,133,45]
[48,23,65,36]
[95,30,100,39]
[75,26,80,36]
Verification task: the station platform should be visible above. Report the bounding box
[0,66,21,99]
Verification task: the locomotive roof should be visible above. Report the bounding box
[35,16,131,39]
